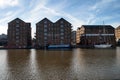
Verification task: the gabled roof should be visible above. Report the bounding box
[8,18,25,24]
[82,25,114,29]
[36,18,53,24]
[55,18,71,24]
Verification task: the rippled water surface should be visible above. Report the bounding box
[0,47,120,80]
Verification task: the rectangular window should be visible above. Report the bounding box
[44,37,47,40]
[16,25,19,27]
[60,25,64,27]
[44,29,47,32]
[16,20,19,23]
[16,36,19,39]
[44,25,47,28]
[16,32,19,35]
[61,21,63,24]
[16,28,19,31]
[60,40,63,44]
[44,21,47,24]
[61,29,64,32]
[16,40,19,43]
[60,33,64,35]
[61,37,64,39]
[44,33,47,35]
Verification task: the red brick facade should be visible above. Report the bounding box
[7,18,32,48]
[36,18,72,47]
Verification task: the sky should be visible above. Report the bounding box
[0,0,120,37]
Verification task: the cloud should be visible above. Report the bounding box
[21,0,85,37]
[90,0,115,11]
[59,12,85,29]
[25,1,85,29]
[84,0,120,26]
[0,0,19,8]
[0,10,23,24]
[0,25,7,34]
[0,0,119,36]
[0,9,24,35]
[24,0,85,31]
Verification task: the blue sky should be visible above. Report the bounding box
[0,0,120,37]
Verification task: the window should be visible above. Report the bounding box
[16,36,19,39]
[61,21,63,24]
[61,37,64,39]
[16,25,19,27]
[60,33,64,35]
[44,21,47,24]
[37,27,39,30]
[44,25,47,28]
[16,28,19,31]
[16,20,19,23]
[44,29,47,32]
[44,33,47,35]
[60,25,64,27]
[60,40,63,44]
[44,37,47,40]
[61,29,64,32]
[16,32,19,35]
[16,40,19,43]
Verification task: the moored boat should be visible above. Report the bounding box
[48,44,71,49]
[94,44,112,48]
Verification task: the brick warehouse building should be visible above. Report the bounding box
[36,18,72,47]
[7,18,32,48]
[76,25,116,46]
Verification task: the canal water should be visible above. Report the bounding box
[0,47,120,80]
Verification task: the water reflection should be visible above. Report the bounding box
[6,49,31,80]
[35,50,73,80]
[71,48,117,79]
[0,48,120,79]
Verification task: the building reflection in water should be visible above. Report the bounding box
[6,49,31,80]
[0,48,119,80]
[71,48,117,79]
[35,49,73,80]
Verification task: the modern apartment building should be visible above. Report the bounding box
[115,26,120,41]
[36,18,72,47]
[76,25,116,46]
[7,18,32,48]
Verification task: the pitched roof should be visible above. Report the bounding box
[82,25,114,29]
[8,18,25,24]
[55,18,71,24]
[36,18,53,24]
